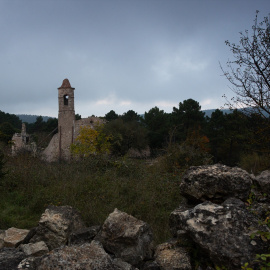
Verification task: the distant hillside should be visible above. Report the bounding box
[202,109,232,117]
[203,108,269,118]
[17,114,56,124]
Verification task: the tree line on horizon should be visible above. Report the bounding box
[102,99,269,169]
[0,98,269,170]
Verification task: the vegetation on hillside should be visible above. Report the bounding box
[17,114,53,124]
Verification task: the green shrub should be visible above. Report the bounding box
[155,142,213,174]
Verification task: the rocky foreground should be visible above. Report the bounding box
[0,164,269,270]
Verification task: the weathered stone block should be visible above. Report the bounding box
[155,240,191,270]
[170,200,270,269]
[96,208,153,266]
[20,241,49,256]
[179,164,253,203]
[255,170,270,194]
[4,227,29,248]
[19,241,137,270]
[29,205,86,250]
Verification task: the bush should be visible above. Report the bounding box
[239,152,270,175]
[0,150,6,181]
[103,119,148,156]
[156,142,213,175]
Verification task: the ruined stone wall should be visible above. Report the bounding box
[42,134,59,162]
[11,133,25,155]
[11,123,36,156]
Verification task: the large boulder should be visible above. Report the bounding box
[245,170,270,221]
[3,227,29,248]
[96,208,153,266]
[170,198,269,269]
[154,240,191,270]
[28,205,86,250]
[179,164,253,203]
[255,170,270,195]
[18,241,138,270]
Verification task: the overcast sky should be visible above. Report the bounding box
[0,0,269,118]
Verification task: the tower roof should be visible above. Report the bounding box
[58,78,75,89]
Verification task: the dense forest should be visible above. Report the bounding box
[0,98,269,173]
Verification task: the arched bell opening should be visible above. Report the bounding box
[64,94,69,106]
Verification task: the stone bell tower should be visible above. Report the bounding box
[58,78,75,160]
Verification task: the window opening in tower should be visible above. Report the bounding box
[64,95,69,106]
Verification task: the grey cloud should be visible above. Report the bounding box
[0,0,269,117]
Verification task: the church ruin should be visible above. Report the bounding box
[42,79,102,162]
[11,123,37,156]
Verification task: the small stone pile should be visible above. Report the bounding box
[0,164,269,270]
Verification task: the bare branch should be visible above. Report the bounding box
[221,11,270,118]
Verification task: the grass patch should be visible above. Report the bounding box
[0,153,183,244]
[239,152,270,175]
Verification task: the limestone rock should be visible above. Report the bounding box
[255,170,270,194]
[170,200,270,269]
[155,240,191,270]
[18,257,42,270]
[68,225,100,245]
[179,164,253,203]
[96,208,153,266]
[28,205,86,250]
[0,247,26,270]
[20,241,49,256]
[3,227,29,248]
[21,241,137,270]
